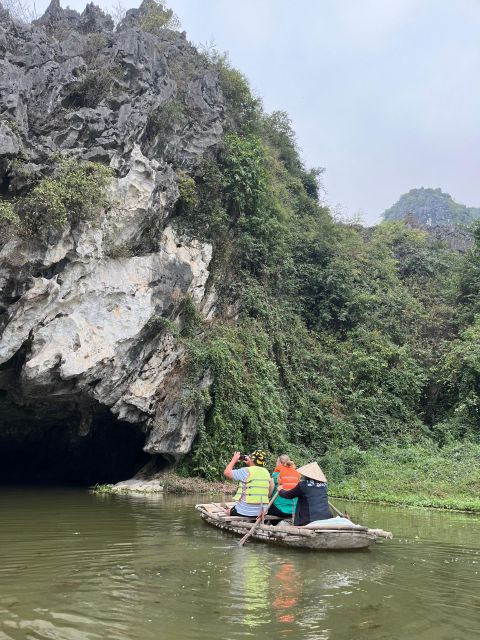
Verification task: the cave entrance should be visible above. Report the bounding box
[0,405,155,486]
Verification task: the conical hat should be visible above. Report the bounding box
[297,462,326,483]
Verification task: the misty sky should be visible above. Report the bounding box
[31,0,480,224]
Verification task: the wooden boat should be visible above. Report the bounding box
[195,502,393,550]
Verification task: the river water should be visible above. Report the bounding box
[0,489,479,640]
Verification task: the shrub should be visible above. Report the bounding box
[214,54,261,134]
[145,315,179,336]
[181,295,203,337]
[20,159,113,235]
[143,101,185,151]
[262,111,302,175]
[175,137,290,277]
[173,159,227,242]
[221,133,266,216]
[82,33,108,65]
[438,317,480,435]
[139,0,181,34]
[185,320,288,479]
[0,198,20,243]
[0,199,20,226]
[328,442,480,511]
[176,171,198,210]
[64,70,114,109]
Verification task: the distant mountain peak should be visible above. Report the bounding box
[383,187,480,227]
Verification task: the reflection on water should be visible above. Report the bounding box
[229,551,270,628]
[0,489,479,639]
[272,563,299,624]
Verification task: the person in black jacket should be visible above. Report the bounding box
[278,462,332,526]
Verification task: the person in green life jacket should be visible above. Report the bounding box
[223,450,273,517]
[267,454,301,524]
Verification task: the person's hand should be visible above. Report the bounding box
[231,451,242,464]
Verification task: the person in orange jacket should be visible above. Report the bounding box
[267,455,300,523]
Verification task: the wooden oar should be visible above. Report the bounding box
[329,501,351,520]
[238,491,279,547]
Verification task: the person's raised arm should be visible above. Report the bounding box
[223,451,241,479]
[278,483,302,499]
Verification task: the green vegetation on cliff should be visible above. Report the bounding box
[169,54,480,509]
[383,187,480,226]
[0,159,112,240]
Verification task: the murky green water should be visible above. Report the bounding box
[1,489,479,640]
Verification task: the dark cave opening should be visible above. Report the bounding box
[0,403,154,486]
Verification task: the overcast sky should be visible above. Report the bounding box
[31,0,480,224]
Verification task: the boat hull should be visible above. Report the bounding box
[196,503,379,550]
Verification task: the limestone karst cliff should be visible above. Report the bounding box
[0,0,222,482]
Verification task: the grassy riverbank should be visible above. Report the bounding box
[326,442,480,512]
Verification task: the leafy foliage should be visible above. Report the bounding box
[143,101,185,149]
[0,198,20,243]
[11,159,112,236]
[438,319,480,437]
[262,111,303,176]
[221,133,266,216]
[171,53,480,486]
[456,220,480,323]
[176,171,198,210]
[64,70,114,109]
[174,132,288,275]
[139,0,181,34]
[203,50,261,134]
[174,159,226,240]
[0,199,19,226]
[185,321,289,479]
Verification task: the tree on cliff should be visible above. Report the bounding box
[139,0,180,33]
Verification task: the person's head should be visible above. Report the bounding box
[277,454,295,468]
[249,449,267,467]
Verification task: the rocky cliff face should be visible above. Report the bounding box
[0,0,223,482]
